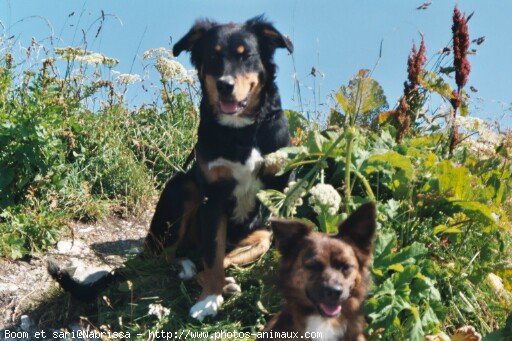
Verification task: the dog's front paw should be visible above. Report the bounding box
[177,258,197,280]
[189,294,224,321]
[223,276,241,297]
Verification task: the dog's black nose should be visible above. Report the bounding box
[322,284,342,299]
[216,77,235,96]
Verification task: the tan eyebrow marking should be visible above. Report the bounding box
[214,44,221,52]
[236,45,245,54]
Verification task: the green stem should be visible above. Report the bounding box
[282,132,345,215]
[354,170,376,201]
[344,134,354,212]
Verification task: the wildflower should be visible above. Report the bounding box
[264,150,288,173]
[55,46,86,60]
[155,56,194,84]
[393,37,426,142]
[308,183,341,216]
[406,38,427,92]
[283,181,307,216]
[148,303,170,320]
[394,97,411,143]
[450,6,471,153]
[143,47,173,60]
[452,6,471,90]
[75,53,118,67]
[456,115,503,158]
[55,47,119,67]
[112,71,142,85]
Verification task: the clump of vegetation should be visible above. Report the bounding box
[0,45,197,258]
[259,6,511,340]
[0,5,510,340]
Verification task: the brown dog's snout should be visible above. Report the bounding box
[216,76,235,97]
[322,283,343,300]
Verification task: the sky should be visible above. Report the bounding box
[1,0,511,127]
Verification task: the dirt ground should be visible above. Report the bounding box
[0,211,152,332]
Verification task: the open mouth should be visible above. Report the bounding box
[219,99,248,115]
[318,303,342,318]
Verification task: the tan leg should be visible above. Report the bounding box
[189,215,227,321]
[224,229,272,268]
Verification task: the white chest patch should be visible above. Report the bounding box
[304,316,347,341]
[208,149,264,222]
[218,114,255,128]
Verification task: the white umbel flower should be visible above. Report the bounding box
[264,150,288,173]
[156,56,186,81]
[112,71,142,85]
[143,47,173,60]
[309,183,341,216]
[148,303,170,320]
[456,115,502,158]
[74,52,118,66]
[283,181,306,216]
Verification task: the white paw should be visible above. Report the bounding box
[189,294,224,321]
[177,258,197,280]
[224,276,236,285]
[223,283,241,297]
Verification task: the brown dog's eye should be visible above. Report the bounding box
[334,262,353,274]
[304,259,323,272]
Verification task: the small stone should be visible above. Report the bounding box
[20,314,32,332]
[56,240,87,255]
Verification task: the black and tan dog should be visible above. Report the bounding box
[260,203,376,340]
[145,15,293,321]
[49,16,293,322]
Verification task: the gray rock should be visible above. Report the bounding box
[56,240,87,255]
[19,316,31,332]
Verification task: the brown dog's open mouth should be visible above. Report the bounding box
[219,99,248,115]
[318,303,342,318]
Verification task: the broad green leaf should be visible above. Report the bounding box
[373,230,397,260]
[363,151,414,180]
[427,161,473,200]
[450,200,497,227]
[335,69,388,127]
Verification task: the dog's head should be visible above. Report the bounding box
[270,203,376,319]
[173,15,293,127]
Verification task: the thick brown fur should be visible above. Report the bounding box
[259,203,376,341]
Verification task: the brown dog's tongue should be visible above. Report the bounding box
[220,101,239,114]
[320,303,342,317]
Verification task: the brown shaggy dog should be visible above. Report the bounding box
[259,203,376,341]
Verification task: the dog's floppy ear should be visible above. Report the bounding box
[245,15,293,54]
[173,19,217,57]
[270,218,311,255]
[337,202,376,254]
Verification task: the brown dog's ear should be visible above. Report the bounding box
[337,202,377,254]
[270,218,312,255]
[245,15,293,54]
[173,19,217,57]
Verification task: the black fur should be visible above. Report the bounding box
[47,259,121,301]
[147,15,293,256]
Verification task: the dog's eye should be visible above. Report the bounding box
[334,262,353,274]
[304,260,323,271]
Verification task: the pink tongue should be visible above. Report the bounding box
[220,101,239,114]
[320,303,342,317]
